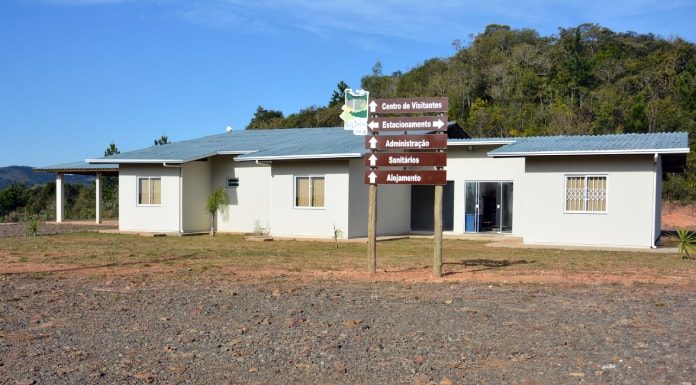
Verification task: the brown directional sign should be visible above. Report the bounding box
[364,170,447,185]
[365,134,447,151]
[368,97,448,114]
[364,152,446,167]
[367,116,448,132]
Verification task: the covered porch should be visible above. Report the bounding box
[34,161,119,224]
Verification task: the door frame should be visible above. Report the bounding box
[464,180,513,233]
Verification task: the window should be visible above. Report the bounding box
[227,177,239,188]
[565,175,607,213]
[138,177,161,205]
[295,176,325,208]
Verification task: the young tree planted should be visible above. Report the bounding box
[206,186,229,236]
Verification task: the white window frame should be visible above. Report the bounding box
[563,174,608,214]
[226,177,239,188]
[293,175,325,209]
[136,176,162,207]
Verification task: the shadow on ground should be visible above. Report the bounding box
[444,258,534,273]
[0,254,197,275]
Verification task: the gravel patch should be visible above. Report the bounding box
[0,222,116,237]
[1,274,694,385]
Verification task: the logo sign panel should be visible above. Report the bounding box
[340,89,369,136]
[364,152,446,167]
[368,97,448,114]
[364,170,447,185]
[364,134,447,151]
[367,116,447,132]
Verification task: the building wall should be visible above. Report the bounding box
[118,164,181,233]
[445,146,526,235]
[347,157,411,238]
[212,156,272,233]
[270,160,350,239]
[522,155,657,248]
[654,155,662,245]
[181,160,212,233]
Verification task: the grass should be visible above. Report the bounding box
[0,232,693,279]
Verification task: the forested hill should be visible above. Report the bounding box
[246,23,696,201]
[0,166,92,189]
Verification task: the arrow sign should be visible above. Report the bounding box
[364,170,447,185]
[364,134,447,151]
[364,152,446,167]
[367,116,448,132]
[370,97,448,114]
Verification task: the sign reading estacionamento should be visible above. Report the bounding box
[364,170,447,185]
[367,116,447,132]
[368,97,448,114]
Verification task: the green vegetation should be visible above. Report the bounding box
[673,229,696,259]
[26,217,39,236]
[206,186,230,236]
[247,23,696,202]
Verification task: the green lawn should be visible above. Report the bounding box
[0,232,693,281]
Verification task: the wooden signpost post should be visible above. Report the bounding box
[365,97,448,277]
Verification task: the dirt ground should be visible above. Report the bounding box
[661,202,696,230]
[1,270,695,385]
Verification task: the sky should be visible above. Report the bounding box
[1,0,695,166]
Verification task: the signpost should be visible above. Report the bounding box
[363,96,448,277]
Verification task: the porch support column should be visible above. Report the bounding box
[95,172,102,224]
[56,173,64,223]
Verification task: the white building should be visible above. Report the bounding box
[38,127,690,248]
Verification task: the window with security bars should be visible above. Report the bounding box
[565,176,607,212]
[295,176,325,208]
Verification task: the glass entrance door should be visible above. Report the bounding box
[464,181,513,233]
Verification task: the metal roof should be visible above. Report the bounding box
[79,128,689,164]
[87,127,365,163]
[34,161,118,174]
[488,132,689,156]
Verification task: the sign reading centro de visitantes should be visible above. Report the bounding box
[368,97,448,114]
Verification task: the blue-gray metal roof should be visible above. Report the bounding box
[89,127,365,163]
[83,128,689,164]
[488,132,689,156]
[34,161,118,173]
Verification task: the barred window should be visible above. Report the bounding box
[565,176,607,212]
[295,176,325,208]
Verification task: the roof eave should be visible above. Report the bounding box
[235,153,362,162]
[488,148,691,157]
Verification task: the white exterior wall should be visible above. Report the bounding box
[270,160,350,239]
[181,160,212,233]
[347,158,411,238]
[653,155,662,244]
[522,155,657,248]
[212,156,272,233]
[446,146,526,235]
[118,164,181,233]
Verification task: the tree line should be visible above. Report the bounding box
[245,23,696,202]
[0,136,172,222]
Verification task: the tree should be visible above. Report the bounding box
[246,106,285,129]
[205,186,229,236]
[329,81,350,106]
[154,135,170,146]
[104,142,120,157]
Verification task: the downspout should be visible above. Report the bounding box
[650,153,658,248]
[163,163,183,234]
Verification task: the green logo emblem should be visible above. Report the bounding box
[340,89,369,135]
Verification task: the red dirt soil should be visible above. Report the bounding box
[662,202,696,230]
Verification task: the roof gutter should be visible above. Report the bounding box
[488,148,691,157]
[448,140,517,146]
[235,153,362,162]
